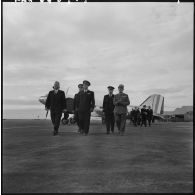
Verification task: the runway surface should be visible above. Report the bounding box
[2,119,193,193]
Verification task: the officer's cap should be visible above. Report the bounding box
[83,80,91,86]
[118,84,124,89]
[107,86,115,90]
[78,84,83,88]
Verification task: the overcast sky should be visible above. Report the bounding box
[3,2,193,119]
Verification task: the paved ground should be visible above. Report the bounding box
[2,119,193,193]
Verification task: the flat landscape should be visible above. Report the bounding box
[2,119,193,193]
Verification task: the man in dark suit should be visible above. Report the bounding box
[77,80,95,135]
[45,81,66,135]
[147,106,153,127]
[140,105,147,127]
[73,84,83,133]
[103,86,115,134]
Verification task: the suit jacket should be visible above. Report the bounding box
[73,92,81,111]
[77,90,95,113]
[147,109,153,119]
[141,108,148,118]
[113,93,130,114]
[45,90,66,112]
[103,94,115,114]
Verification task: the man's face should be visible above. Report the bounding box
[54,82,60,90]
[118,87,124,93]
[108,89,113,95]
[83,83,88,90]
[79,87,83,92]
[148,106,151,109]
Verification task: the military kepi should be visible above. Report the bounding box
[118,84,124,89]
[108,86,115,90]
[78,84,83,88]
[83,80,91,86]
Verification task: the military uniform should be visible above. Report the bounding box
[134,109,140,126]
[113,92,130,133]
[140,107,147,127]
[103,94,115,133]
[45,90,66,134]
[77,88,95,135]
[137,109,141,125]
[147,108,153,126]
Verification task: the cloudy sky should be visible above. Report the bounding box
[3,2,193,119]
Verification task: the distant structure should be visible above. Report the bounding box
[163,106,193,122]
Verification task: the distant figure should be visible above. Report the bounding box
[77,80,95,135]
[147,106,153,126]
[130,108,135,125]
[113,84,130,135]
[73,84,83,133]
[134,107,140,127]
[137,108,141,126]
[103,86,115,134]
[45,81,66,135]
[140,105,147,127]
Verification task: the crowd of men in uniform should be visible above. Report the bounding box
[45,80,152,136]
[129,106,153,127]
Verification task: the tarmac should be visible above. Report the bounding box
[2,119,193,193]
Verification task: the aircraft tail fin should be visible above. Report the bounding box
[139,94,164,115]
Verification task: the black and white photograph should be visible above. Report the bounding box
[2,1,193,193]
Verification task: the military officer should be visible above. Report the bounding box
[77,80,95,135]
[45,81,66,136]
[147,106,153,127]
[113,84,130,135]
[103,86,115,134]
[73,84,83,133]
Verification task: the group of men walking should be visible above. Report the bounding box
[73,82,130,136]
[45,80,152,136]
[130,106,153,127]
[46,80,95,136]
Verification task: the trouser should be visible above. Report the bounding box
[147,117,152,126]
[105,113,115,133]
[78,111,91,134]
[137,116,141,125]
[141,117,147,127]
[50,111,62,132]
[134,116,138,126]
[74,111,81,130]
[115,113,127,132]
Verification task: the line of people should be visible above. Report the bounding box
[129,106,153,127]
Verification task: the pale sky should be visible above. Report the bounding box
[3,2,193,119]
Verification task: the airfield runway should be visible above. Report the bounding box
[2,119,193,193]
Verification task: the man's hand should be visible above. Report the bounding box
[117,101,121,106]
